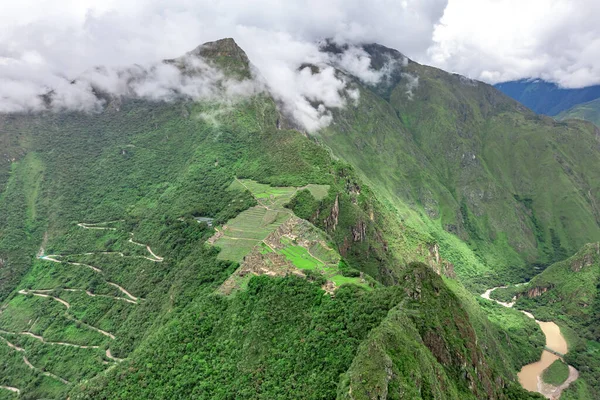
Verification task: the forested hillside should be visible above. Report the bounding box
[320,43,600,292]
[0,38,596,399]
[558,98,600,128]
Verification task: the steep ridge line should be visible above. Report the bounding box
[481,286,578,399]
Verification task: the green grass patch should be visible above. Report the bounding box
[303,184,330,200]
[279,246,323,270]
[542,359,569,386]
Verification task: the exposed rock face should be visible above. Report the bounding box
[515,285,554,299]
[325,194,339,231]
[190,38,249,62]
[421,243,456,279]
[351,220,367,242]
[523,285,553,298]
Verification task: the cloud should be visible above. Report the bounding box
[427,0,600,88]
[401,73,419,100]
[0,54,264,114]
[0,0,448,130]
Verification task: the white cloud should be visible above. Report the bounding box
[427,0,600,88]
[0,0,446,130]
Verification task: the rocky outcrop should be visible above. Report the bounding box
[517,285,553,299]
[324,195,339,231]
[351,220,367,242]
[419,243,457,279]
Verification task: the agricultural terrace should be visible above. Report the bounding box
[211,179,370,293]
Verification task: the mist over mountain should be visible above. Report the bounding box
[0,31,599,400]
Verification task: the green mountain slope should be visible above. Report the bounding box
[319,43,600,290]
[558,98,600,128]
[0,38,584,399]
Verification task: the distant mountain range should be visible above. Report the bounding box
[495,79,600,116]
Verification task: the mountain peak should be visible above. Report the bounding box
[184,38,252,79]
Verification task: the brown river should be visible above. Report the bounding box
[481,287,578,399]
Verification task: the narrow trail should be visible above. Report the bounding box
[20,331,100,349]
[18,289,71,309]
[64,314,115,340]
[62,288,137,304]
[0,334,25,352]
[0,386,20,394]
[23,355,70,384]
[2,329,100,349]
[129,234,164,262]
[481,286,578,399]
[107,282,138,302]
[77,221,123,231]
[0,331,69,385]
[105,348,124,362]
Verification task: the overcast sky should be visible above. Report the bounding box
[1,0,599,125]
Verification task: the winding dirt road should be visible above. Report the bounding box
[18,289,71,309]
[63,288,137,304]
[22,355,69,384]
[0,333,70,385]
[0,220,158,384]
[105,348,124,362]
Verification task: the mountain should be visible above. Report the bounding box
[558,97,600,128]
[0,37,597,399]
[494,79,600,116]
[320,43,600,290]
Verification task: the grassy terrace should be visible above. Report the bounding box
[211,179,369,291]
[212,178,327,263]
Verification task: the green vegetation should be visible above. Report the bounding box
[542,359,570,385]
[558,97,600,128]
[0,38,589,399]
[212,178,366,291]
[508,244,600,398]
[320,44,600,292]
[279,245,322,269]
